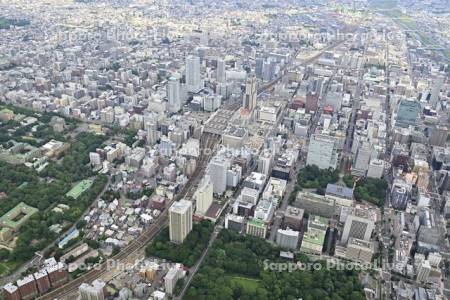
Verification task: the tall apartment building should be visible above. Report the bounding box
[169,200,193,243]
[430,75,444,108]
[242,75,257,112]
[146,122,158,146]
[164,265,184,295]
[186,56,202,93]
[167,76,181,113]
[306,134,339,170]
[79,280,106,300]
[195,175,213,215]
[216,58,226,83]
[416,260,431,283]
[208,156,230,195]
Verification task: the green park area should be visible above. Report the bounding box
[0,124,108,274]
[184,229,365,300]
[66,179,94,199]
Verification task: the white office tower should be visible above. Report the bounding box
[416,260,431,283]
[216,58,226,83]
[195,175,214,215]
[258,151,273,176]
[79,280,106,300]
[167,76,181,112]
[208,156,230,195]
[351,141,373,177]
[276,228,300,250]
[341,210,375,245]
[242,75,257,112]
[186,55,202,93]
[306,134,339,170]
[430,75,444,108]
[367,159,385,179]
[169,200,193,243]
[428,252,442,267]
[146,122,158,146]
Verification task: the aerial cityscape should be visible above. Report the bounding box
[0,0,450,299]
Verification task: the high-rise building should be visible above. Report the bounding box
[208,156,230,195]
[242,75,257,112]
[257,151,273,176]
[146,122,158,146]
[352,141,373,177]
[341,209,375,244]
[416,260,431,283]
[167,76,181,112]
[216,58,226,83]
[164,265,184,295]
[306,134,339,170]
[430,75,444,108]
[276,228,300,250]
[255,58,264,78]
[367,159,385,179]
[300,215,328,255]
[186,56,202,93]
[79,280,106,300]
[195,175,213,215]
[169,200,193,243]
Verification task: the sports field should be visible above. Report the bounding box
[225,276,261,293]
[66,179,94,199]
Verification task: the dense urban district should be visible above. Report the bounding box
[0,0,450,300]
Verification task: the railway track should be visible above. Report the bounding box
[37,133,220,300]
[37,34,354,300]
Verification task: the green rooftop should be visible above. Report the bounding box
[302,228,326,246]
[0,202,38,230]
[66,179,94,199]
[247,218,265,228]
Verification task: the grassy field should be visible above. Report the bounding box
[226,276,262,293]
[0,260,19,276]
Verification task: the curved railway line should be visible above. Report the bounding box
[37,133,220,300]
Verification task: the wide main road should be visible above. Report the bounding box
[37,133,220,300]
